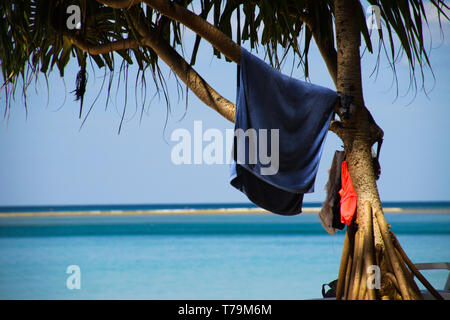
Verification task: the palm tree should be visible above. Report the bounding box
[1,0,448,300]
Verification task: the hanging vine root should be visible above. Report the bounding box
[336,225,352,299]
[344,253,353,299]
[349,229,365,299]
[363,201,377,300]
[394,246,422,299]
[375,210,420,299]
[392,233,444,300]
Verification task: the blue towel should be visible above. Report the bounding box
[230,49,337,215]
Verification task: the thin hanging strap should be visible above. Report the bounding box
[236,5,241,89]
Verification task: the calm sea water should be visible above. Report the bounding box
[0,202,449,299]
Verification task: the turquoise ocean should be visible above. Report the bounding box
[0,202,449,299]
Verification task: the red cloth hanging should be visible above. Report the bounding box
[339,160,357,225]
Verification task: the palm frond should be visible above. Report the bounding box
[0,0,448,122]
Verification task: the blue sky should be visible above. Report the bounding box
[0,3,449,206]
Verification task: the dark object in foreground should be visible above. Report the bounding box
[322,279,338,298]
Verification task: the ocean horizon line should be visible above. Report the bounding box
[0,201,450,217]
[1,200,450,210]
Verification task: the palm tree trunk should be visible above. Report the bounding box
[333,0,423,300]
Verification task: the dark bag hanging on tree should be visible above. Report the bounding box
[319,150,346,234]
[320,148,382,234]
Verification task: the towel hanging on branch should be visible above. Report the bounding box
[230,48,337,215]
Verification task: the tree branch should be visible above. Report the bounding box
[145,0,241,63]
[68,35,139,55]
[127,8,236,122]
[96,0,241,64]
[95,0,141,9]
